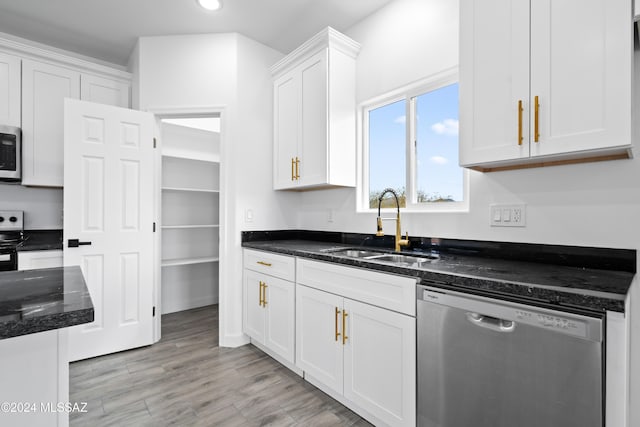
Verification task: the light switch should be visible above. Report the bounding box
[245,209,253,223]
[490,204,526,227]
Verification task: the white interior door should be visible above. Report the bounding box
[64,98,155,362]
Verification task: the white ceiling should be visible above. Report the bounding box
[0,0,394,67]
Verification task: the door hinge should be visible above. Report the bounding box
[153,222,156,232]
[153,306,156,317]
[153,137,157,148]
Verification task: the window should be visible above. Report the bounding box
[363,72,466,211]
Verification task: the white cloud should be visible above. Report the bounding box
[394,115,406,124]
[430,156,448,165]
[431,119,459,136]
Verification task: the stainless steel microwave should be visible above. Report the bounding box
[0,125,21,182]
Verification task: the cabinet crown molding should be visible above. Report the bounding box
[0,31,131,81]
[270,26,360,77]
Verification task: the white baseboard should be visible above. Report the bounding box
[220,333,250,348]
[250,340,303,377]
[161,294,218,315]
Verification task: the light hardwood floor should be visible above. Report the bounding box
[69,305,372,426]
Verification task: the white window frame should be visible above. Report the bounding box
[357,67,469,213]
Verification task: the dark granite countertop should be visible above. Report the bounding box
[242,233,635,313]
[18,229,63,251]
[0,266,94,339]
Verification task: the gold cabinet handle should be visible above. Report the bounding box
[257,261,272,267]
[291,157,295,181]
[258,281,264,307]
[262,283,268,307]
[295,157,300,180]
[342,310,348,345]
[335,307,341,341]
[534,95,540,143]
[517,100,523,146]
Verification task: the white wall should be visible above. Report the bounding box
[292,0,640,422]
[0,185,62,229]
[133,33,295,347]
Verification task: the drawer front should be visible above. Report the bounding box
[297,258,416,316]
[244,249,295,281]
[18,250,64,271]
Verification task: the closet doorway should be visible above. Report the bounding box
[157,114,222,335]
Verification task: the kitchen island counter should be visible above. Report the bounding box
[0,266,93,339]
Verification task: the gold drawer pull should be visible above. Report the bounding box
[257,261,272,267]
[342,310,348,345]
[534,95,540,143]
[262,283,268,307]
[258,281,264,307]
[295,157,300,180]
[335,307,341,341]
[291,157,295,181]
[517,100,523,146]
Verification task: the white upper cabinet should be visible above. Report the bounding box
[22,59,80,187]
[81,74,131,108]
[460,0,634,171]
[8,38,133,187]
[0,52,21,127]
[272,27,360,190]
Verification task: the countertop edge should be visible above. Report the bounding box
[242,241,628,313]
[0,308,94,340]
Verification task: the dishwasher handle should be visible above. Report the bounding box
[466,312,515,333]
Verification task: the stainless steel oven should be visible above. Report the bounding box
[0,211,24,271]
[0,125,21,182]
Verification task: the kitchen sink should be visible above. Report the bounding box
[328,249,388,258]
[370,254,435,267]
[325,247,438,267]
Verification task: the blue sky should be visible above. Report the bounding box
[369,83,462,202]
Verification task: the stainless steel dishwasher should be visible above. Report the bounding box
[417,284,604,427]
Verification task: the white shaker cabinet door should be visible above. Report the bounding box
[529,0,632,157]
[273,72,299,189]
[22,59,80,187]
[459,0,530,166]
[343,298,416,427]
[243,269,266,343]
[296,284,344,394]
[297,50,328,188]
[263,275,295,364]
[0,52,21,127]
[81,74,131,108]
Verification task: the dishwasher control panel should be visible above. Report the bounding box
[420,286,602,342]
[515,309,588,338]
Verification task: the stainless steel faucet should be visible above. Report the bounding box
[376,188,410,252]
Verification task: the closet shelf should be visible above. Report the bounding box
[161,187,220,193]
[161,153,220,164]
[162,224,220,229]
[161,257,220,267]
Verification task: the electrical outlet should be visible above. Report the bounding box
[490,204,526,227]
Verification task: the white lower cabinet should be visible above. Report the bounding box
[243,250,296,364]
[0,329,69,427]
[244,270,295,363]
[296,284,416,427]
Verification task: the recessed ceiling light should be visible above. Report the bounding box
[197,0,222,11]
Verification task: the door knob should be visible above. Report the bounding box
[68,239,92,248]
